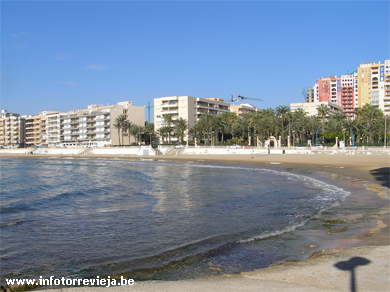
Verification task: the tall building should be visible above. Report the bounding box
[305,60,389,118]
[385,60,390,116]
[46,112,65,147]
[305,88,315,103]
[314,76,342,107]
[0,110,26,148]
[25,111,55,147]
[340,74,355,117]
[154,96,230,142]
[357,62,375,108]
[25,115,41,147]
[357,60,390,114]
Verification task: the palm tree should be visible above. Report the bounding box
[113,120,122,146]
[276,105,290,145]
[342,118,355,145]
[144,122,155,145]
[306,116,321,144]
[233,116,248,142]
[163,114,173,143]
[317,104,329,143]
[157,126,169,144]
[198,112,214,145]
[114,114,127,146]
[129,124,141,145]
[219,112,236,142]
[123,120,132,145]
[360,104,383,144]
[175,118,188,143]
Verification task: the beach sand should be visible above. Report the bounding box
[2,153,389,291]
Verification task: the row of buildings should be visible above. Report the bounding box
[1,97,257,148]
[0,102,145,148]
[292,59,390,117]
[2,60,388,148]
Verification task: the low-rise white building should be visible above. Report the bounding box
[290,101,344,116]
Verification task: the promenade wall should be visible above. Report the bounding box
[1,146,389,156]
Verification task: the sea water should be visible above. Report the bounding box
[0,157,387,282]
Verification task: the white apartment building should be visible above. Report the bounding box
[46,112,66,147]
[0,110,26,148]
[383,59,390,116]
[154,96,230,142]
[290,101,344,116]
[46,101,144,147]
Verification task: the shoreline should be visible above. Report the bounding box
[2,153,389,291]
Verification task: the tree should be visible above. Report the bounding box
[144,122,155,145]
[174,118,188,143]
[163,114,173,143]
[130,124,143,145]
[306,116,321,144]
[114,114,127,146]
[123,120,133,145]
[276,105,291,145]
[113,120,122,146]
[317,104,329,143]
[233,116,248,142]
[219,112,237,142]
[198,112,214,145]
[157,126,171,144]
[359,104,383,144]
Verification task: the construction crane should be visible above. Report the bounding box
[237,94,263,104]
[144,102,154,123]
[347,69,358,75]
[229,95,239,104]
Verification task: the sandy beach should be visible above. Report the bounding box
[1,152,389,291]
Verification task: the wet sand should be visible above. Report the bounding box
[2,152,389,291]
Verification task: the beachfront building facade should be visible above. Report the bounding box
[0,110,26,148]
[356,60,390,115]
[24,111,55,147]
[58,101,145,147]
[385,60,390,116]
[229,104,261,117]
[25,114,41,147]
[109,101,145,146]
[46,112,66,148]
[304,59,390,118]
[154,96,230,143]
[290,101,344,117]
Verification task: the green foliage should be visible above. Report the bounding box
[155,103,388,146]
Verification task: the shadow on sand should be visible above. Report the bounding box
[334,257,371,292]
[369,167,390,188]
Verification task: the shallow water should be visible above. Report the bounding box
[0,157,387,282]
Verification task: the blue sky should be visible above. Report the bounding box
[2,1,389,120]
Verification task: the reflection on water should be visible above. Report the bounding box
[0,157,387,282]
